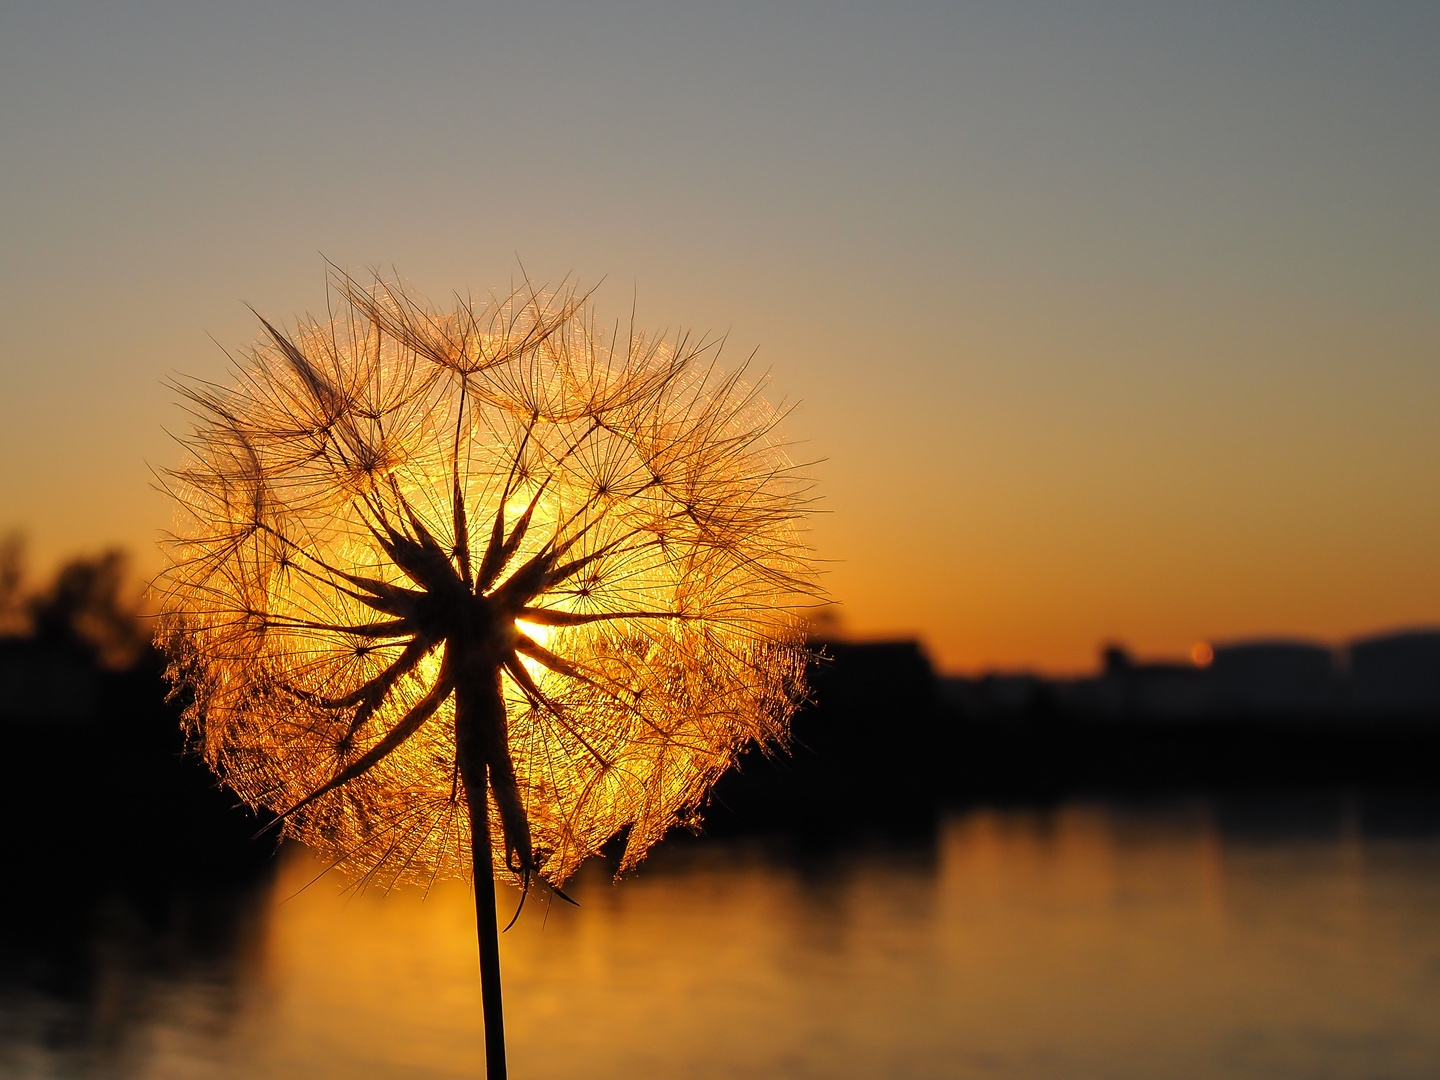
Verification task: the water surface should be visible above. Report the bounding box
[5,794,1440,1079]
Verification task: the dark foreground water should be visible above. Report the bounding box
[5,793,1440,1079]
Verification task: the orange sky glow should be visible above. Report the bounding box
[2,2,1437,674]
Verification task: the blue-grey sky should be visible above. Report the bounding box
[2,0,1437,670]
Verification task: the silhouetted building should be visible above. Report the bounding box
[939,672,1050,717]
[1069,645,1209,721]
[1348,629,1440,718]
[1207,641,1342,718]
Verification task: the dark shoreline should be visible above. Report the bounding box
[3,635,1439,883]
[704,639,1440,836]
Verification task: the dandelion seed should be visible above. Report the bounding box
[157,268,817,1079]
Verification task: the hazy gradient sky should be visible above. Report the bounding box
[2,0,1437,672]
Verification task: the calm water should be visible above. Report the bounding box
[5,794,1440,1079]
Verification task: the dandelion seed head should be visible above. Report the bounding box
[158,271,816,889]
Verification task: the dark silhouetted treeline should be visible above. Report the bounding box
[0,548,274,908]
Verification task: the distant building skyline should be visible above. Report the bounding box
[938,628,1440,720]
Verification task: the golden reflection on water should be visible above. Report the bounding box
[17,800,1440,1079]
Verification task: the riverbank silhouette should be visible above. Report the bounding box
[5,627,1440,866]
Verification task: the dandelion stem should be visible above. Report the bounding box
[460,713,508,1080]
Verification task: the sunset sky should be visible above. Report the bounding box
[2,0,1437,673]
